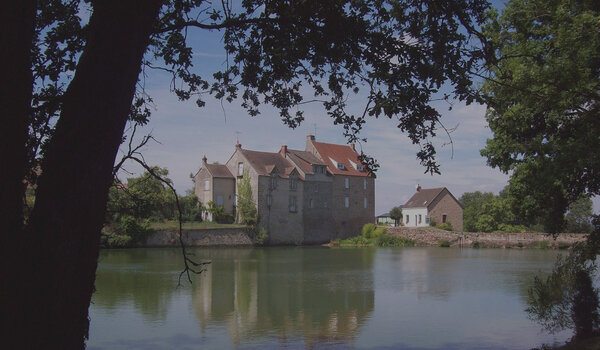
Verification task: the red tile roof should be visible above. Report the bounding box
[310,141,371,177]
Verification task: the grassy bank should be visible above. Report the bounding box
[329,224,415,248]
[148,220,246,230]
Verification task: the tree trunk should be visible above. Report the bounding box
[0,0,36,346]
[20,1,162,349]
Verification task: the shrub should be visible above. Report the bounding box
[429,218,437,226]
[107,234,133,248]
[472,241,482,248]
[377,235,415,247]
[539,240,549,249]
[254,227,268,246]
[119,215,152,244]
[438,239,451,247]
[362,223,376,238]
[437,221,454,231]
[372,227,387,238]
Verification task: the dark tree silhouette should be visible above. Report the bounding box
[0,1,490,348]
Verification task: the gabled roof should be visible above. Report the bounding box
[286,149,326,175]
[403,187,446,209]
[205,163,234,178]
[240,149,296,178]
[310,141,370,177]
[403,187,463,210]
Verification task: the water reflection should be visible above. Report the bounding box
[90,247,568,350]
[191,247,375,346]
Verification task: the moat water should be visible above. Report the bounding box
[88,247,571,349]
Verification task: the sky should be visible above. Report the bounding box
[116,1,599,216]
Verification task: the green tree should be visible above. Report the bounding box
[107,167,176,222]
[1,1,491,347]
[237,171,257,226]
[481,0,600,339]
[389,207,403,227]
[564,196,594,233]
[460,191,495,231]
[481,0,600,233]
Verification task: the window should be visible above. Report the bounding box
[405,215,409,223]
[290,176,297,190]
[204,179,209,191]
[324,201,328,208]
[337,163,345,170]
[442,214,447,223]
[418,214,422,224]
[289,196,297,212]
[363,178,367,190]
[238,162,244,176]
[344,197,349,208]
[233,194,237,206]
[356,165,364,172]
[344,177,349,189]
[267,195,272,207]
[216,194,224,207]
[309,198,314,208]
[426,217,430,224]
[314,183,318,192]
[270,174,277,190]
[363,197,367,208]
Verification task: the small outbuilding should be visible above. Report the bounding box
[402,185,463,231]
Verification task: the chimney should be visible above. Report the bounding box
[235,140,242,149]
[202,155,207,165]
[280,145,288,156]
[307,134,315,141]
[416,184,422,192]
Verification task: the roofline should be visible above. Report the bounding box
[425,187,463,210]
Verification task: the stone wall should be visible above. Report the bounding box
[387,226,587,248]
[145,227,253,247]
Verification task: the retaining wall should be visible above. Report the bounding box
[145,227,253,247]
[387,226,587,248]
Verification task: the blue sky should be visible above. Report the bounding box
[116,1,599,216]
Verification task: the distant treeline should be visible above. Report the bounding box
[459,189,594,233]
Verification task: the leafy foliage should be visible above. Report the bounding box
[362,223,377,238]
[481,0,600,233]
[389,207,403,226]
[237,170,257,226]
[526,245,600,338]
[107,167,176,222]
[565,196,595,233]
[459,189,539,232]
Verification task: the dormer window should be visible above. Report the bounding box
[356,165,364,172]
[337,163,345,170]
[270,174,277,190]
[290,175,297,190]
[237,162,244,176]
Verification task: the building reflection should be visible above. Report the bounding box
[192,247,375,346]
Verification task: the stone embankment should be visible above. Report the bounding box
[387,226,587,249]
[145,227,253,247]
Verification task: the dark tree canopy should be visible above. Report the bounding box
[1,1,493,348]
[480,0,600,232]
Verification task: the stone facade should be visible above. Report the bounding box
[194,158,235,221]
[194,136,375,244]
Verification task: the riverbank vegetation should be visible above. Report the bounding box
[331,224,415,248]
[460,190,594,234]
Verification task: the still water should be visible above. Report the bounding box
[88,247,571,349]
